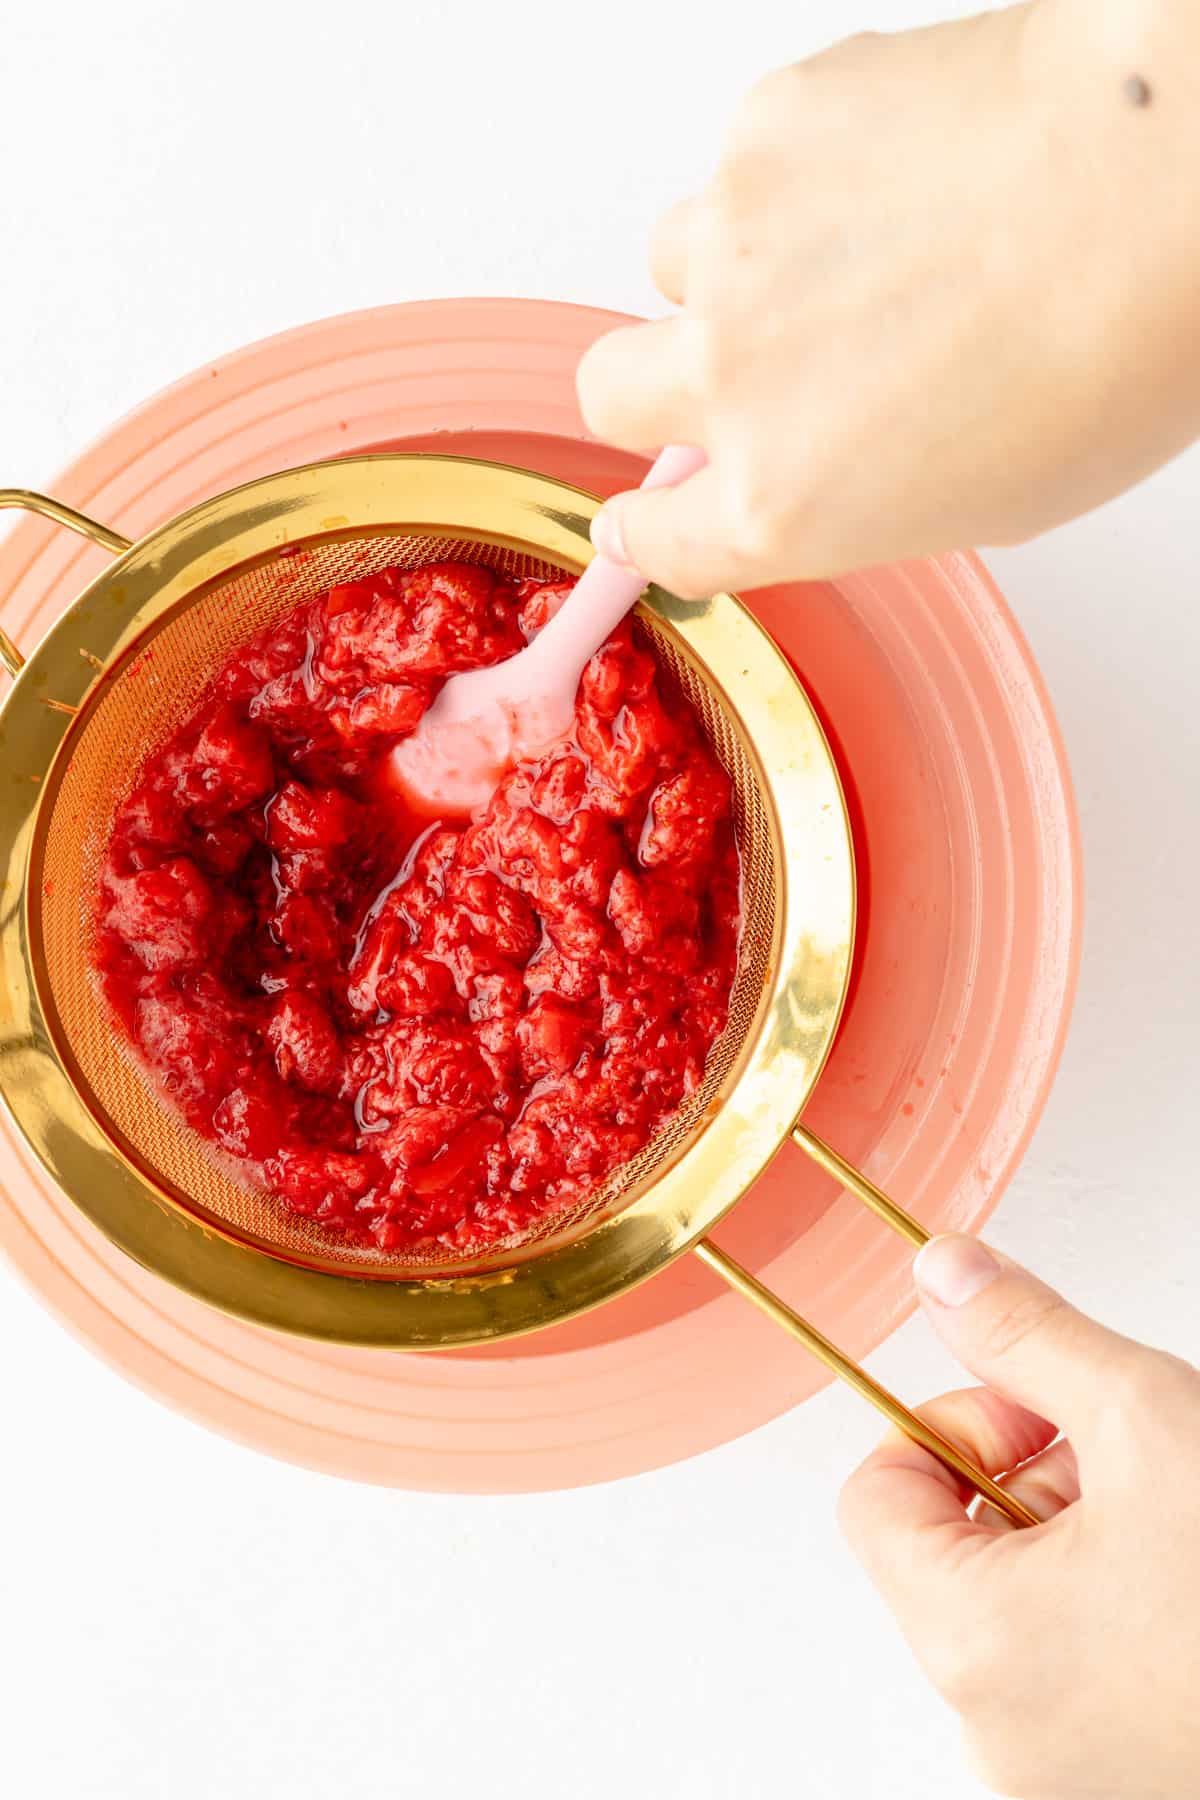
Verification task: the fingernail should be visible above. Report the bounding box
[914,1234,1002,1307]
[591,503,630,566]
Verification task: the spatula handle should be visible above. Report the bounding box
[533,445,707,670]
[640,444,708,492]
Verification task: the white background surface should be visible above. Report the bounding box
[1,3,1197,1796]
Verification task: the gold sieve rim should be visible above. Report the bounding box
[0,457,854,1349]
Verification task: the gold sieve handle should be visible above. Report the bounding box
[0,489,133,676]
[694,1238,1038,1530]
[698,1119,1036,1528]
[791,1124,930,1249]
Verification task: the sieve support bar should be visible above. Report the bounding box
[0,490,132,676]
[693,1238,1038,1530]
[792,1124,930,1249]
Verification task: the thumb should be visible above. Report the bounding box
[590,467,744,600]
[913,1233,1141,1442]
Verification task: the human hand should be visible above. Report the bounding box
[577,2,1200,595]
[838,1234,1200,1799]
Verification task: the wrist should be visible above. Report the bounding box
[1013,0,1200,445]
[1021,0,1200,155]
[1028,0,1200,90]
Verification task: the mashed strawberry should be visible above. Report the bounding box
[95,562,739,1254]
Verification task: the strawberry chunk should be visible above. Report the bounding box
[268,990,341,1094]
[515,994,594,1081]
[103,857,216,972]
[178,706,275,825]
[265,780,358,853]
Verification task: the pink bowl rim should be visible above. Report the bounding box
[0,297,1083,1490]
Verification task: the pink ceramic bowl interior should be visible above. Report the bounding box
[0,300,1080,1490]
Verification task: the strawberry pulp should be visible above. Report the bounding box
[95,562,740,1254]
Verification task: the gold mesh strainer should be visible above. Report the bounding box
[0,457,1033,1526]
[37,529,778,1281]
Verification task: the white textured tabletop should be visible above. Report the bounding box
[1,3,1196,1796]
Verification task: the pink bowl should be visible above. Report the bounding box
[0,299,1080,1489]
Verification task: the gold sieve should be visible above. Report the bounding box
[0,457,1034,1526]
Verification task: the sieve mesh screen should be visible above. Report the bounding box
[34,528,778,1279]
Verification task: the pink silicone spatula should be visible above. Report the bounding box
[390,445,706,814]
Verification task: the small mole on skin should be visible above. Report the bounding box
[1124,73,1153,108]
